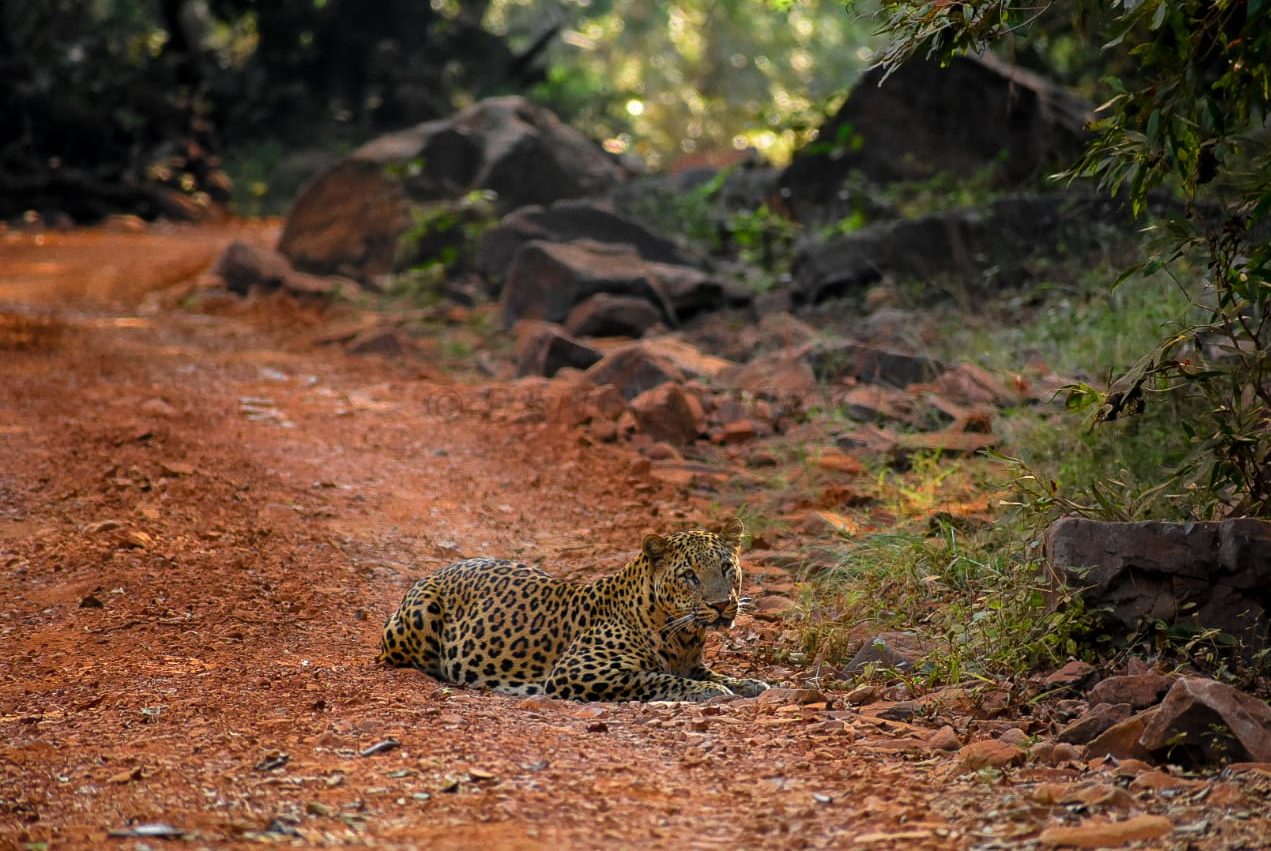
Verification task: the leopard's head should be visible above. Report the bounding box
[644,518,746,633]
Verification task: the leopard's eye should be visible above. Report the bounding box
[682,572,700,587]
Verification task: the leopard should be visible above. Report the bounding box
[377,518,770,702]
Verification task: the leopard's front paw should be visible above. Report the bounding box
[723,677,770,698]
[686,682,736,703]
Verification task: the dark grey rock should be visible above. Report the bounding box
[565,294,663,338]
[808,340,944,387]
[1044,517,1271,647]
[499,240,675,330]
[791,193,1132,304]
[514,322,602,378]
[476,199,700,288]
[781,54,1089,220]
[1139,677,1271,766]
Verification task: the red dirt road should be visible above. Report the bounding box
[1,224,1267,849]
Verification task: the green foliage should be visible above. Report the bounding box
[799,520,1091,685]
[727,203,799,289]
[937,263,1218,521]
[863,0,1271,516]
[395,190,499,280]
[635,169,734,248]
[618,169,801,289]
[503,0,882,166]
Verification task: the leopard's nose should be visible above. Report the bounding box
[707,600,732,616]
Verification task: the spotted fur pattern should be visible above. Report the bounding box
[378,519,769,702]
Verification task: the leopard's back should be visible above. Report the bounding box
[379,557,589,695]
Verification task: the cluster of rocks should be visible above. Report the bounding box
[209,96,756,342]
[501,303,1035,463]
[486,200,751,332]
[1042,662,1271,769]
[838,647,1271,770]
[206,51,1140,322]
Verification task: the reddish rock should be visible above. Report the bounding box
[1028,740,1056,765]
[476,199,699,286]
[814,450,866,476]
[719,420,758,444]
[893,429,998,459]
[930,363,1022,407]
[639,337,736,381]
[1038,815,1172,848]
[844,631,928,674]
[1051,743,1084,763]
[756,688,826,706]
[1089,673,1172,710]
[564,293,663,338]
[514,321,602,378]
[751,595,797,620]
[1042,660,1098,690]
[345,327,406,357]
[1084,710,1157,762]
[1139,677,1271,765]
[644,261,749,318]
[998,728,1030,747]
[214,240,344,298]
[583,385,627,421]
[629,384,702,445]
[1057,703,1134,745]
[720,352,818,403]
[755,312,819,352]
[1129,770,1202,791]
[839,384,915,423]
[928,726,961,751]
[640,442,682,462]
[584,345,684,401]
[959,740,1025,770]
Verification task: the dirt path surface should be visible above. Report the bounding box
[2,225,1268,850]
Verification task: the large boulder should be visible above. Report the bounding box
[279,97,624,282]
[1044,517,1271,646]
[584,345,685,401]
[808,340,944,387]
[643,261,751,319]
[514,321,603,378]
[565,294,663,339]
[475,199,700,287]
[792,193,1131,304]
[498,240,676,330]
[781,54,1090,220]
[629,384,704,445]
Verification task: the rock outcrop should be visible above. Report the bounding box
[279,97,624,282]
[781,54,1090,220]
[1044,517,1271,647]
[791,193,1131,304]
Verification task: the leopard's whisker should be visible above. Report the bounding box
[660,611,697,638]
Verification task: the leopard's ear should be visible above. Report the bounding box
[721,517,744,550]
[642,533,668,565]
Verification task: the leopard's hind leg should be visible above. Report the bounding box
[378,579,444,676]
